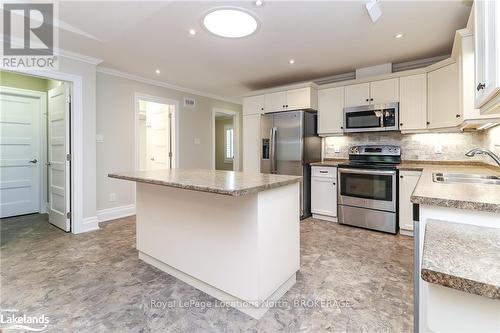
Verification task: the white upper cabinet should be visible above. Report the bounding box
[474,0,500,110]
[243,95,265,115]
[399,74,427,131]
[263,86,317,112]
[370,78,399,104]
[344,83,370,107]
[427,63,461,129]
[264,91,287,112]
[318,87,344,135]
[286,87,317,110]
[344,79,399,107]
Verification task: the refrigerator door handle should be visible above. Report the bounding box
[270,126,277,174]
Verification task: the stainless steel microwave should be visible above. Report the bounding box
[343,103,399,133]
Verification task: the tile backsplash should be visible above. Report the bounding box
[484,125,500,166]
[323,131,489,162]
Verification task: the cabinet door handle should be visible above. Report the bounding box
[333,182,336,186]
[426,121,430,125]
[370,98,374,101]
[456,114,461,118]
[261,107,264,111]
[365,98,369,102]
[400,175,403,179]
[400,123,403,126]
[319,171,328,173]
[476,83,486,91]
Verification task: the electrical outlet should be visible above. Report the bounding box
[434,144,443,154]
[96,134,104,143]
[109,193,116,202]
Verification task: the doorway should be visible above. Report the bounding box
[0,72,72,232]
[212,108,239,171]
[135,94,178,170]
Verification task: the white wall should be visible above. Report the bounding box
[96,72,242,213]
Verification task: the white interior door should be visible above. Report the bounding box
[48,84,71,231]
[146,103,171,169]
[0,89,41,218]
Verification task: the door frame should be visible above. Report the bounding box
[134,92,180,170]
[1,68,84,234]
[212,108,240,171]
[0,86,47,215]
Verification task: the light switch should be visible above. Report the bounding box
[194,138,201,145]
[334,145,341,153]
[434,144,443,154]
[96,134,104,143]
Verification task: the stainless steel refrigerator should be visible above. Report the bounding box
[260,110,321,218]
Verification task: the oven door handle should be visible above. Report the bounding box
[338,168,396,175]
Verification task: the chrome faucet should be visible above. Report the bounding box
[465,148,500,166]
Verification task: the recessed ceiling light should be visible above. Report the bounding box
[155,69,160,74]
[289,59,295,64]
[394,33,405,39]
[255,0,264,6]
[203,8,258,38]
[189,29,196,36]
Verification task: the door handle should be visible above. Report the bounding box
[150,157,155,161]
[29,159,38,164]
[46,162,51,166]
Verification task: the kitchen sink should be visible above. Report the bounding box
[433,173,500,185]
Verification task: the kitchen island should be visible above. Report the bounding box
[109,169,302,319]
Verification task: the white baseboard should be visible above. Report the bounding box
[97,204,136,223]
[312,213,338,223]
[399,229,414,237]
[81,216,100,233]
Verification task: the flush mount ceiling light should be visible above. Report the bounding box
[255,0,264,6]
[203,8,258,38]
[189,29,196,36]
[155,69,160,74]
[289,59,295,64]
[394,33,405,39]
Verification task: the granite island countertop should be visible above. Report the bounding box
[421,219,500,299]
[109,169,302,196]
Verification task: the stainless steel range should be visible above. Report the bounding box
[337,145,401,234]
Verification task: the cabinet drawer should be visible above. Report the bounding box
[312,166,337,178]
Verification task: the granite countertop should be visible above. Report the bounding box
[109,169,302,196]
[421,219,500,299]
[310,159,348,167]
[409,163,500,213]
[313,159,500,212]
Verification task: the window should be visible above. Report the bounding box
[224,124,234,163]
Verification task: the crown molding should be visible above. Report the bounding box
[0,36,103,66]
[58,49,103,65]
[96,66,242,105]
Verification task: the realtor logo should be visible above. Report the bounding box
[1,2,58,69]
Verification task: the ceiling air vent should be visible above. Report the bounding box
[184,97,196,108]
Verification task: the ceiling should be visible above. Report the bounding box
[55,1,471,102]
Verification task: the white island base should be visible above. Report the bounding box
[135,181,300,319]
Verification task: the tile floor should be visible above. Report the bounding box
[1,214,413,332]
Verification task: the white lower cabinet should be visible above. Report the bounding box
[311,166,337,221]
[398,170,421,235]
